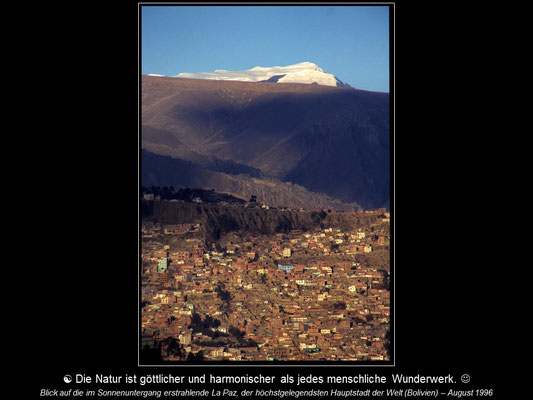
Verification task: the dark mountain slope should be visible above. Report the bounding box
[142,76,389,209]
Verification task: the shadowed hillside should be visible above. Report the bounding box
[142,76,389,210]
[142,150,360,211]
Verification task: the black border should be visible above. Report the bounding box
[18,1,516,397]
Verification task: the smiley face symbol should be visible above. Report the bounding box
[64,375,73,383]
[461,374,470,383]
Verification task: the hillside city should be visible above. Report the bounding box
[141,189,391,362]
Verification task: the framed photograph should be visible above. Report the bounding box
[139,3,392,366]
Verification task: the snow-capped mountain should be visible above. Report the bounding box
[172,62,351,88]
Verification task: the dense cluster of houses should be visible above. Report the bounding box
[141,210,390,361]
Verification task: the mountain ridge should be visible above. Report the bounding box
[142,149,360,211]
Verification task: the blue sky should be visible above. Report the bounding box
[141,5,390,92]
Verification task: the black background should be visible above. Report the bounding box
[14,1,517,398]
